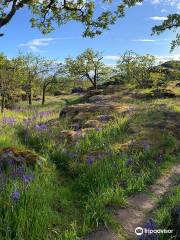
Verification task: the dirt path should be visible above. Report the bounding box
[83,164,180,240]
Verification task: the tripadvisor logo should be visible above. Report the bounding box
[135,227,173,236]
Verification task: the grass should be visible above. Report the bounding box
[0,83,180,239]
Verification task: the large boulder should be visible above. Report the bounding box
[71,87,85,94]
[133,89,176,99]
[0,148,44,169]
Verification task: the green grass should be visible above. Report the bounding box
[0,83,180,239]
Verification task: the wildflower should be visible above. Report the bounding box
[99,115,109,122]
[155,154,163,165]
[141,140,150,151]
[11,191,20,202]
[23,173,34,184]
[68,152,77,158]
[95,127,102,131]
[125,158,133,167]
[87,156,94,165]
[139,218,158,240]
[34,124,47,131]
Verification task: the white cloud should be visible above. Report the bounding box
[149,0,180,10]
[156,54,180,63]
[136,2,143,6]
[132,38,168,43]
[149,16,168,21]
[132,39,156,42]
[161,8,168,13]
[151,0,160,4]
[19,37,78,52]
[104,55,119,61]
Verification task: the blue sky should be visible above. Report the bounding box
[0,0,180,65]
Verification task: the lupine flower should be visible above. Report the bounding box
[87,156,94,165]
[139,218,158,240]
[68,152,77,158]
[155,154,163,165]
[125,158,133,167]
[11,191,20,202]
[99,115,109,122]
[23,173,34,184]
[95,127,102,131]
[11,167,25,179]
[34,124,47,131]
[2,117,16,126]
[141,140,150,151]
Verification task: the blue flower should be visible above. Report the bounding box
[23,174,34,184]
[11,191,20,202]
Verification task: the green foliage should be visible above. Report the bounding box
[65,48,111,88]
[0,0,143,37]
[116,50,156,88]
[152,14,180,52]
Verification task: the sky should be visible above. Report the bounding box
[0,0,180,65]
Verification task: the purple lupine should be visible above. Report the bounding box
[34,124,47,131]
[141,140,150,151]
[11,167,25,179]
[23,173,34,184]
[155,154,163,165]
[125,158,133,167]
[139,218,158,240]
[99,115,109,122]
[87,156,94,165]
[11,191,20,202]
[95,127,102,131]
[2,117,16,126]
[68,152,77,158]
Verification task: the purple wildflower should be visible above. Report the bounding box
[68,152,77,158]
[155,154,163,165]
[87,156,94,165]
[139,218,158,240]
[99,115,109,122]
[23,173,34,184]
[141,140,150,151]
[11,191,20,202]
[34,124,47,131]
[125,158,133,167]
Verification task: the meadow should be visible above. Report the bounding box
[0,77,180,240]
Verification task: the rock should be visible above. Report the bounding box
[133,89,176,99]
[59,130,85,144]
[54,90,67,96]
[71,87,85,94]
[84,120,102,129]
[59,103,112,119]
[83,89,104,101]
[87,94,118,103]
[0,148,44,169]
[150,89,176,98]
[95,115,115,123]
[170,205,180,239]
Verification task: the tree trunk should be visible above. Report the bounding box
[1,94,5,113]
[42,86,46,105]
[28,92,32,105]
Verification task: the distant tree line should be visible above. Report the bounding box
[1,49,179,112]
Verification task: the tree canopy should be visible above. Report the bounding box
[0,0,142,37]
[152,13,180,51]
